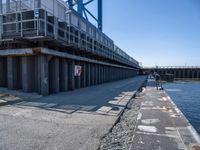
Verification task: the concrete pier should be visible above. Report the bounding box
[100,78,200,150]
[130,79,200,150]
[142,67,200,80]
[0,1,140,95]
[0,48,139,95]
[0,76,146,150]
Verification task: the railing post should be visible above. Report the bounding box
[20,12,23,37]
[6,0,10,13]
[44,10,47,36]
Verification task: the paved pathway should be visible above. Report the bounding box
[131,79,200,150]
[0,76,146,150]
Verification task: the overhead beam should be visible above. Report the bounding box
[84,0,94,5]
[0,48,139,70]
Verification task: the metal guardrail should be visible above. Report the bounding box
[0,0,139,68]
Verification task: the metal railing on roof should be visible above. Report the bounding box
[0,0,139,68]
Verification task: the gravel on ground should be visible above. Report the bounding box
[99,91,144,150]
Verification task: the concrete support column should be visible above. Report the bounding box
[81,62,86,88]
[120,68,122,80]
[60,59,68,92]
[111,67,113,81]
[192,70,194,79]
[49,57,59,93]
[110,67,112,81]
[103,65,105,83]
[100,65,103,84]
[116,68,118,80]
[180,70,183,78]
[174,70,177,78]
[97,64,100,84]
[97,64,99,84]
[184,69,187,79]
[68,60,75,90]
[75,62,81,89]
[7,56,21,90]
[106,66,108,82]
[21,56,35,92]
[90,63,93,85]
[188,70,191,78]
[178,70,181,79]
[0,57,7,87]
[94,64,98,85]
[91,64,95,85]
[86,63,91,86]
[108,66,110,82]
[39,55,49,95]
[107,66,110,82]
[197,70,200,79]
[104,66,107,82]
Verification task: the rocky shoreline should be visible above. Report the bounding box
[99,92,143,150]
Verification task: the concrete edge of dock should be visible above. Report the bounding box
[99,79,200,150]
[132,85,200,150]
[163,90,200,147]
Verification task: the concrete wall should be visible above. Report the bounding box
[0,53,139,95]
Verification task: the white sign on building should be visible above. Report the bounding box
[74,65,82,77]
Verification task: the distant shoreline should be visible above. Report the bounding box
[174,79,200,82]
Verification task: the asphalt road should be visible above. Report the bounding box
[0,76,146,150]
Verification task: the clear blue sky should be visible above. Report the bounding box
[75,0,200,67]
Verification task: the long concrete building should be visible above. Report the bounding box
[0,0,140,95]
[142,66,200,80]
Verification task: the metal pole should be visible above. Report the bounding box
[6,0,10,13]
[98,0,102,31]
[77,0,83,16]
[68,0,73,9]
[0,0,2,14]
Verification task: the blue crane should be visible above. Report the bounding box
[66,0,103,31]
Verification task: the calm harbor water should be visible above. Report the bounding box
[163,81,200,135]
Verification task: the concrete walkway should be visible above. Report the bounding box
[131,79,200,150]
[0,76,146,150]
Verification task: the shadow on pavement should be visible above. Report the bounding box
[0,76,147,115]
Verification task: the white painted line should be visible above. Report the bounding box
[141,118,160,124]
[138,125,157,133]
